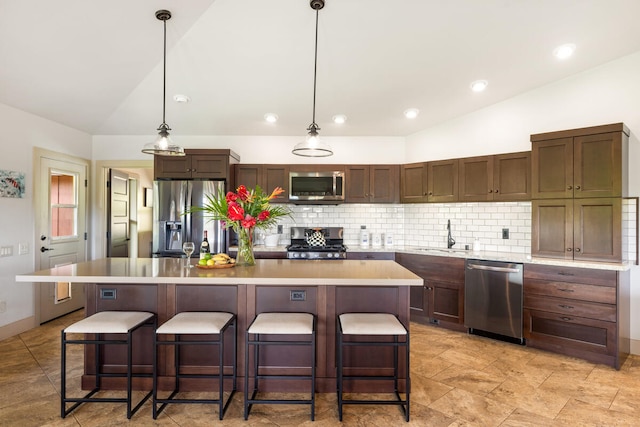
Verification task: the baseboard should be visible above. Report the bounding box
[630,338,640,356]
[0,316,37,341]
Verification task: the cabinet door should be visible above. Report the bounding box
[429,280,464,324]
[263,165,290,202]
[154,155,192,179]
[532,138,573,199]
[531,199,573,259]
[409,284,429,321]
[493,151,531,201]
[428,159,458,202]
[370,165,399,203]
[190,154,227,179]
[400,163,428,203]
[235,164,262,190]
[459,156,493,202]
[345,165,370,203]
[573,198,621,262]
[573,132,622,198]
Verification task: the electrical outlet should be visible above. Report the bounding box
[0,300,6,313]
[277,225,283,234]
[502,228,509,239]
[0,246,13,257]
[18,243,28,255]
[290,290,306,301]
[100,289,117,300]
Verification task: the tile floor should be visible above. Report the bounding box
[1,309,640,426]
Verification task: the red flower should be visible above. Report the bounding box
[236,185,249,201]
[241,215,257,229]
[227,202,245,221]
[258,210,270,221]
[225,191,238,203]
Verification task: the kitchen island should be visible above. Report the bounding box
[17,258,421,392]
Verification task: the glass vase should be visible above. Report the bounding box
[236,227,256,266]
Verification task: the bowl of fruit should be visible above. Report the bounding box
[197,253,236,269]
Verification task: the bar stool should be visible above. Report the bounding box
[152,312,237,420]
[61,310,156,419]
[244,312,316,421]
[337,312,410,422]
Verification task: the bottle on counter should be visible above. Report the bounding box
[360,225,369,248]
[473,237,481,253]
[200,230,210,259]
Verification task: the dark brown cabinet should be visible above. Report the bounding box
[234,164,289,202]
[154,149,239,180]
[531,123,629,199]
[427,159,458,202]
[395,253,465,330]
[532,198,622,262]
[459,152,531,202]
[346,165,399,203]
[523,264,629,369]
[347,251,395,260]
[400,162,428,203]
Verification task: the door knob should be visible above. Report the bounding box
[40,246,54,252]
[40,235,47,241]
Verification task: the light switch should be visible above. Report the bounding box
[0,246,13,257]
[18,243,28,255]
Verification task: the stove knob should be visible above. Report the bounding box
[292,253,299,258]
[327,253,333,258]
[301,253,307,258]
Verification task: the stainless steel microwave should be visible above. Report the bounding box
[289,171,345,203]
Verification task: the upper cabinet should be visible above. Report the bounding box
[234,164,289,203]
[427,159,458,203]
[400,162,428,203]
[154,149,239,180]
[531,123,629,199]
[459,152,531,202]
[346,165,399,203]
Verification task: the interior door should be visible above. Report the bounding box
[107,169,131,257]
[37,155,87,323]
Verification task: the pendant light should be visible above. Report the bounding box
[292,0,333,157]
[142,10,185,156]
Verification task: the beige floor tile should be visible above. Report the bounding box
[539,371,619,409]
[499,408,560,427]
[554,398,640,427]
[431,364,505,396]
[487,376,570,419]
[429,388,515,426]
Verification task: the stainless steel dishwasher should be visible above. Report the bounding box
[464,259,524,342]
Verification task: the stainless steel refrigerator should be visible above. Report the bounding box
[152,180,226,257]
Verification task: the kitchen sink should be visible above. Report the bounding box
[417,248,468,254]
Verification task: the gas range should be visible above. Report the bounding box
[286,227,347,259]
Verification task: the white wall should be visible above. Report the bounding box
[406,50,640,352]
[0,103,91,337]
[92,135,406,165]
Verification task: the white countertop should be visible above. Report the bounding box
[249,244,631,271]
[15,258,423,286]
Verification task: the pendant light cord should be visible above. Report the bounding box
[161,17,167,127]
[311,8,319,127]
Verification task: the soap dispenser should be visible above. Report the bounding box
[473,238,481,253]
[360,225,369,248]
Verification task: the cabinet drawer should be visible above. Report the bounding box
[524,264,617,287]
[524,308,616,358]
[524,295,616,322]
[524,279,616,304]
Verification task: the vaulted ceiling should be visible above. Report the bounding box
[2,0,640,139]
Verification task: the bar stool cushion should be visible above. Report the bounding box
[156,312,234,335]
[64,311,154,334]
[339,313,407,336]
[248,312,313,335]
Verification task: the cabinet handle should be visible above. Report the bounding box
[494,189,499,193]
[560,316,573,321]
[566,248,573,252]
[428,192,433,196]
[488,189,493,193]
[557,272,574,276]
[575,248,581,253]
[575,185,581,190]
[559,304,574,309]
[557,288,574,293]
[567,185,573,190]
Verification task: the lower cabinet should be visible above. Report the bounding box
[523,264,629,369]
[395,253,465,331]
[347,251,395,260]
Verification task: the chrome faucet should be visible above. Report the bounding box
[447,219,455,249]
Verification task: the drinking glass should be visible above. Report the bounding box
[182,242,195,268]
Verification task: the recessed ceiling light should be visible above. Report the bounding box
[264,113,278,123]
[173,94,191,103]
[404,108,419,119]
[553,43,576,60]
[470,80,488,92]
[332,114,347,124]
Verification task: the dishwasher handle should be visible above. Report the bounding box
[466,263,521,274]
